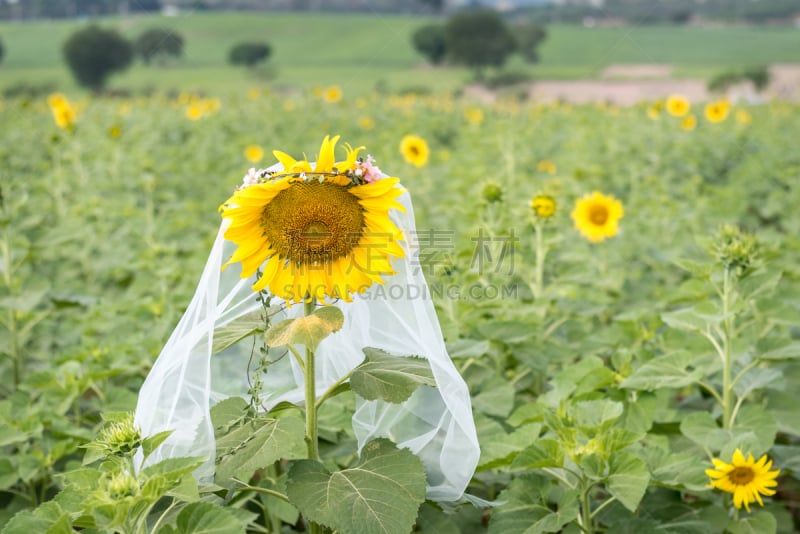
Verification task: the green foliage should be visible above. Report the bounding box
[708,65,771,93]
[349,348,436,403]
[228,42,271,67]
[512,22,547,64]
[62,25,133,91]
[0,37,4,65]
[286,439,427,534]
[444,9,516,74]
[135,28,185,65]
[264,306,344,351]
[412,24,447,65]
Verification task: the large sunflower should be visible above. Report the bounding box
[220,136,405,304]
[706,449,780,511]
[571,191,624,243]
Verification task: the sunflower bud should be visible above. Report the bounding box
[482,183,503,204]
[96,414,142,457]
[105,471,139,500]
[713,225,757,274]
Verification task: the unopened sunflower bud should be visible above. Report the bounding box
[713,225,757,273]
[482,182,503,204]
[106,471,139,500]
[97,414,142,457]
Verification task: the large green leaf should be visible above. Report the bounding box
[1,502,72,534]
[286,439,426,534]
[727,511,777,534]
[680,412,729,451]
[488,474,579,534]
[215,415,306,484]
[350,348,435,404]
[569,399,623,431]
[212,314,264,354]
[606,452,650,512]
[472,377,515,417]
[511,440,563,470]
[265,306,344,351]
[620,352,703,390]
[158,502,254,534]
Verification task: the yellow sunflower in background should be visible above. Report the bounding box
[680,114,697,132]
[531,195,556,219]
[400,134,430,167]
[537,160,557,175]
[736,109,752,125]
[705,99,731,123]
[48,93,77,131]
[220,136,405,304]
[571,191,624,243]
[666,94,691,117]
[706,449,780,511]
[324,85,343,103]
[244,144,264,163]
[464,107,484,125]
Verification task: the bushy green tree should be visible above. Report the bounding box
[445,9,516,77]
[63,25,133,91]
[412,24,447,65]
[228,42,271,67]
[513,22,547,64]
[135,28,184,65]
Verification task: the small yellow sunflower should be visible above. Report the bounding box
[464,107,484,125]
[400,134,430,168]
[358,116,375,130]
[705,99,731,123]
[735,109,752,126]
[244,144,264,163]
[680,114,697,132]
[48,93,77,131]
[571,191,624,243]
[531,195,556,219]
[109,125,122,139]
[666,94,691,117]
[220,136,406,304]
[706,449,779,512]
[324,85,343,103]
[537,160,557,175]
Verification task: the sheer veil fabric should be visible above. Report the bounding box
[134,176,480,502]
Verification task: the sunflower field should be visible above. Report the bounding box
[1,89,800,534]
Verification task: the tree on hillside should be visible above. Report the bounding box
[513,22,547,64]
[445,9,516,78]
[63,26,133,92]
[135,28,185,65]
[412,25,447,65]
[228,42,271,67]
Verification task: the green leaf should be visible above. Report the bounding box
[488,474,579,534]
[0,424,29,447]
[606,452,650,512]
[169,501,253,534]
[733,367,783,399]
[2,502,72,534]
[0,459,16,490]
[141,430,173,461]
[212,314,264,354]
[569,400,623,431]
[727,511,777,534]
[476,416,539,470]
[680,412,729,451]
[210,397,249,437]
[286,439,426,534]
[472,377,515,417]
[756,339,800,361]
[446,338,491,358]
[265,306,344,351]
[350,347,435,404]
[216,415,306,485]
[661,307,712,332]
[620,352,703,391]
[511,439,563,470]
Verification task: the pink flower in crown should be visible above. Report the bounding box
[242,168,260,187]
[358,155,382,183]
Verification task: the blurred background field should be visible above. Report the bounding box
[2,12,800,96]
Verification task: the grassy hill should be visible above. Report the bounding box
[1,12,799,95]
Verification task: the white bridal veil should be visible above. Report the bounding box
[134,178,480,502]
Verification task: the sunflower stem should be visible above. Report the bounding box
[721,267,734,430]
[303,297,323,534]
[303,298,319,461]
[533,221,546,300]
[580,484,594,534]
